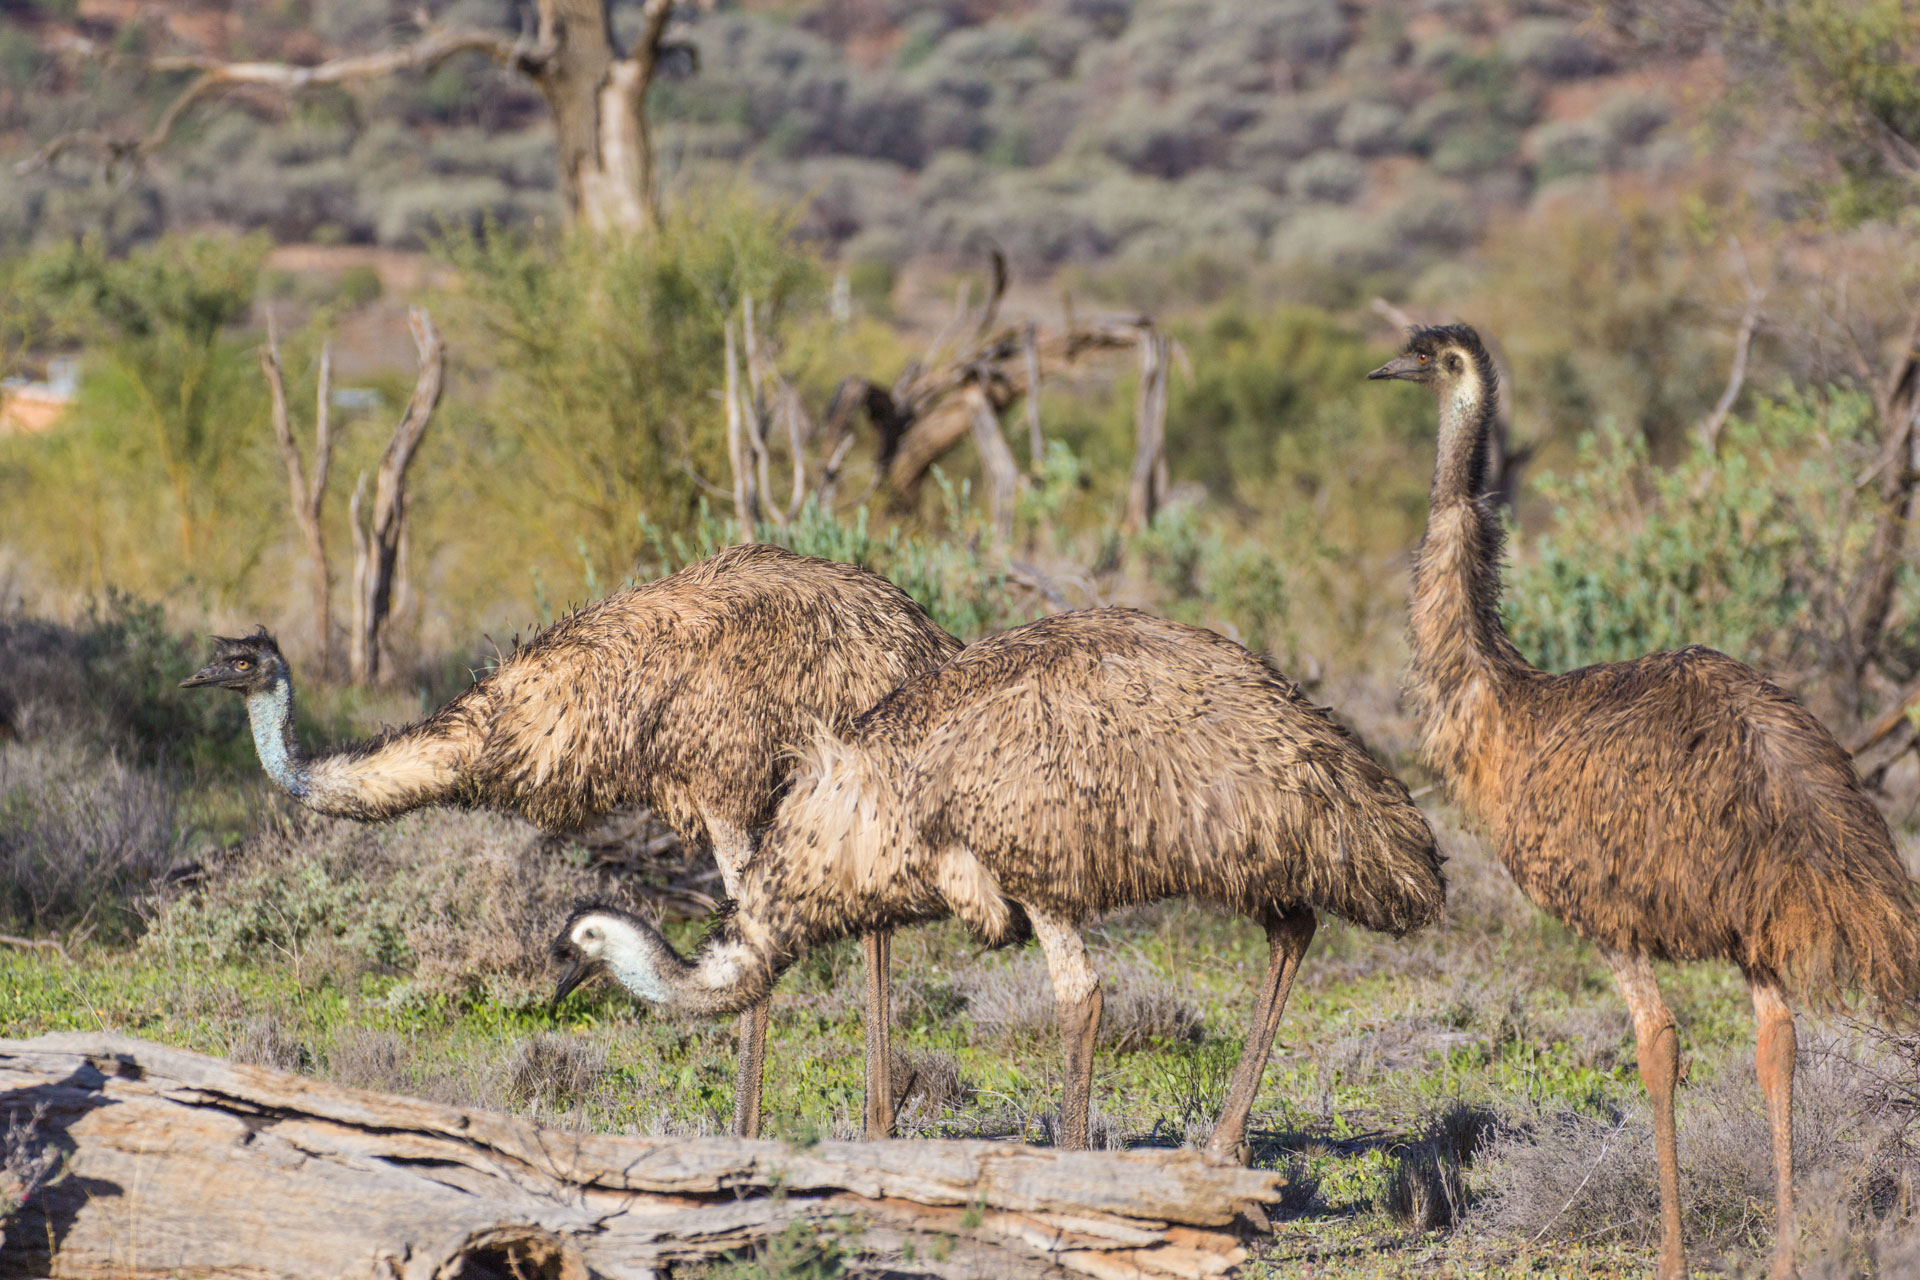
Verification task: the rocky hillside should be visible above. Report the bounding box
[2,0,1711,278]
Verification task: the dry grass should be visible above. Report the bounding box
[0,736,182,936]
[1475,1027,1920,1262]
[958,951,1206,1052]
[147,806,657,1001]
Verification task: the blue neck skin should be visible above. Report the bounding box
[244,677,310,799]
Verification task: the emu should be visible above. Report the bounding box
[551,608,1444,1160]
[1369,324,1920,1280]
[181,542,959,1140]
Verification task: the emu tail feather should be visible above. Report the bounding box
[1751,855,1920,1025]
[1744,737,1920,1023]
[1290,753,1446,938]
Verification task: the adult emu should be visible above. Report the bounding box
[182,543,960,1140]
[1369,325,1920,1280]
[551,609,1443,1160]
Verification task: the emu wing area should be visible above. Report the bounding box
[870,611,1442,933]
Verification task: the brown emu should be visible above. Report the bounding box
[182,542,959,1140]
[551,608,1443,1158]
[1369,325,1920,1280]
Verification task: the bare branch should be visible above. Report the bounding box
[1023,321,1044,473]
[350,308,445,685]
[260,314,337,675]
[1697,239,1767,455]
[17,25,547,177]
[723,320,758,534]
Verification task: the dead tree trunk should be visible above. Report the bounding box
[348,309,444,686]
[0,1033,1282,1280]
[1125,330,1172,534]
[964,379,1023,542]
[259,316,337,678]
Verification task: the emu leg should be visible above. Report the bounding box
[733,999,770,1139]
[1030,906,1101,1151]
[707,816,768,1141]
[1751,976,1798,1280]
[1205,906,1316,1166]
[1609,951,1686,1280]
[863,930,895,1140]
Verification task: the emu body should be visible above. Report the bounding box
[184,542,960,1139]
[553,608,1444,1159]
[1371,325,1920,1280]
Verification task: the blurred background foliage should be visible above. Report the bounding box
[0,0,1917,831]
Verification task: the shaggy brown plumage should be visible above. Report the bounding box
[552,608,1444,1158]
[183,542,961,1140]
[1371,323,1920,1280]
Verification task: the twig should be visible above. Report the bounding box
[1696,237,1766,456]
[1527,1114,1631,1245]
[0,934,72,964]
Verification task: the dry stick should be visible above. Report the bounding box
[1023,320,1045,473]
[965,380,1022,544]
[783,385,808,521]
[1527,1114,1631,1246]
[1697,239,1766,457]
[348,308,444,685]
[723,320,757,535]
[740,297,783,532]
[0,934,71,964]
[1125,329,1169,534]
[259,313,337,677]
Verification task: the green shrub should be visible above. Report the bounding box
[1504,393,1916,679]
[1,233,272,602]
[637,489,1023,643]
[433,193,818,599]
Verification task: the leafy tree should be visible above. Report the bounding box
[1,234,272,600]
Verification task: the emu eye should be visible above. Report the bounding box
[1417,352,1428,364]
[234,659,252,671]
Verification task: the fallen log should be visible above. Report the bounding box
[0,1033,1282,1280]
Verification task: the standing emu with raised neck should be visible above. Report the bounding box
[182,542,959,1141]
[1369,324,1920,1280]
[552,608,1444,1161]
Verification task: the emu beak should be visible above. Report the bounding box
[179,665,222,689]
[1366,354,1422,381]
[551,956,589,1010]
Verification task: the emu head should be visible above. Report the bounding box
[1366,324,1492,394]
[180,628,287,696]
[550,902,678,1009]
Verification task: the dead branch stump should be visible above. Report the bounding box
[0,1033,1282,1279]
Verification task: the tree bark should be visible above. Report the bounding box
[1125,329,1171,534]
[964,381,1022,543]
[349,309,444,686]
[260,317,336,678]
[0,1033,1281,1280]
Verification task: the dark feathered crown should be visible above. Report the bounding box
[1404,324,1495,377]
[209,627,282,661]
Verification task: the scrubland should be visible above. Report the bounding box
[5,2,1920,1273]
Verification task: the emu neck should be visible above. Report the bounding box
[1408,374,1537,827]
[244,678,310,799]
[608,912,782,1018]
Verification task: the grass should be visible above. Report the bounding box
[9,814,1909,1277]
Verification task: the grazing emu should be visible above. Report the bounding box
[551,609,1443,1159]
[1369,324,1920,1280]
[182,543,959,1139]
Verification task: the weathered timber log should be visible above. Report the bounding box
[0,1033,1282,1280]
